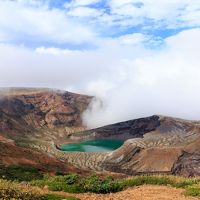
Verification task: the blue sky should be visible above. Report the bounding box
[1,0,200,49]
[1,0,200,126]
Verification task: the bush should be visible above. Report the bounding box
[33,174,123,194]
[185,184,200,196]
[32,174,84,193]
[119,176,174,188]
[82,175,122,193]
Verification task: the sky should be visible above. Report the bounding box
[1,0,200,127]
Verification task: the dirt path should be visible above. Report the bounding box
[50,185,199,200]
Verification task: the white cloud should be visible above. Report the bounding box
[71,0,100,6]
[1,1,200,128]
[16,0,46,7]
[64,0,100,8]
[0,0,200,48]
[0,28,200,128]
[119,33,148,45]
[109,0,134,8]
[82,28,200,128]
[68,7,102,17]
[106,0,200,28]
[0,1,96,45]
[35,46,81,55]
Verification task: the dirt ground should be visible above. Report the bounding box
[51,185,199,200]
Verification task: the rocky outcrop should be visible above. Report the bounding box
[68,115,161,141]
[172,152,200,177]
[99,116,200,176]
[0,88,92,139]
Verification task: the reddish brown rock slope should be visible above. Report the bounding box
[0,88,92,173]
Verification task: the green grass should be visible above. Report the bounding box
[117,175,198,189]
[0,178,79,200]
[185,183,200,196]
[31,174,200,196]
[32,174,122,194]
[0,164,43,181]
[1,164,200,198]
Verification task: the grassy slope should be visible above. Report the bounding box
[0,179,80,200]
[1,164,200,198]
[31,174,200,196]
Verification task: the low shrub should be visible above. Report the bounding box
[185,184,200,196]
[0,179,43,200]
[32,174,85,193]
[32,174,122,194]
[0,178,80,200]
[82,175,122,193]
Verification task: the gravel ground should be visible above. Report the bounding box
[50,185,199,200]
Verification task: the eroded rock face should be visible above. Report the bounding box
[0,88,92,173]
[69,115,161,141]
[99,116,200,175]
[172,152,200,177]
[0,88,92,138]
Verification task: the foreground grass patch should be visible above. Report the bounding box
[31,174,200,194]
[1,164,200,198]
[0,179,79,200]
[0,179,43,200]
[118,175,199,189]
[185,183,200,196]
[32,174,122,193]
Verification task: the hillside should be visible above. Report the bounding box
[0,88,92,173]
[0,88,200,177]
[65,115,200,176]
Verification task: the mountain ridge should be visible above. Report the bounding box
[0,88,200,177]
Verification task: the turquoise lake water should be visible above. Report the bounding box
[60,139,123,152]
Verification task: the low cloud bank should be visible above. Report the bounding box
[82,29,200,128]
[0,29,200,128]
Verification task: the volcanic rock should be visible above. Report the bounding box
[1,88,200,177]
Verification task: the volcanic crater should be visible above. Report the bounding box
[1,88,200,177]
